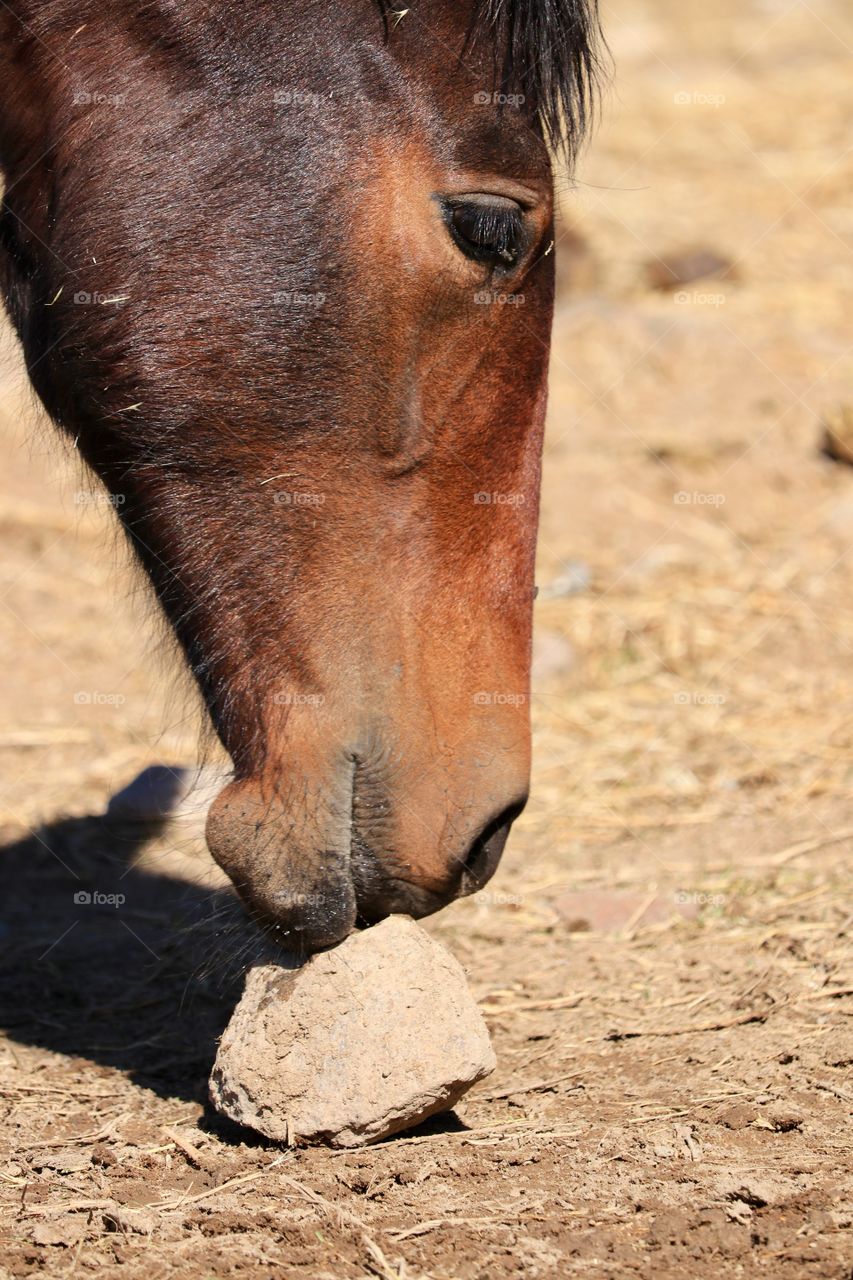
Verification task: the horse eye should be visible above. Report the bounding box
[442,196,526,269]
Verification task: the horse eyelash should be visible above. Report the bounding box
[444,201,526,266]
[470,206,522,254]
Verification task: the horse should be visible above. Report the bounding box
[0,0,600,952]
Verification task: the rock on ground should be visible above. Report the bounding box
[209,915,495,1148]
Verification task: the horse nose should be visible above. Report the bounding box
[458,799,527,896]
[351,796,527,924]
[206,762,530,952]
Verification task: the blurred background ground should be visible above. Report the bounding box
[1,0,851,1275]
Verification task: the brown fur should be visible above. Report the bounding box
[0,0,599,950]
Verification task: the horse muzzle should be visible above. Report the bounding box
[205,745,527,953]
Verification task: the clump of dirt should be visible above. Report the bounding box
[210,917,495,1148]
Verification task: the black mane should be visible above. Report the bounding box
[378,0,603,160]
[478,0,602,158]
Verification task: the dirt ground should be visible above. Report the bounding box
[1,0,852,1276]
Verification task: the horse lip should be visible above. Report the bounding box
[348,783,450,922]
[254,756,361,953]
[351,858,449,924]
[256,881,356,954]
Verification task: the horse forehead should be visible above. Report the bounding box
[335,42,550,180]
[234,35,553,192]
[138,1,547,177]
[14,1,547,186]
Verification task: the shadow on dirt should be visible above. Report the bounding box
[0,813,265,1104]
[0,814,477,1144]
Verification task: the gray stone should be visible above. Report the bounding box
[209,916,495,1148]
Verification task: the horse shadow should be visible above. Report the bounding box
[0,809,270,1112]
[0,808,474,1145]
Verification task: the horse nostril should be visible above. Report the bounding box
[460,798,527,895]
